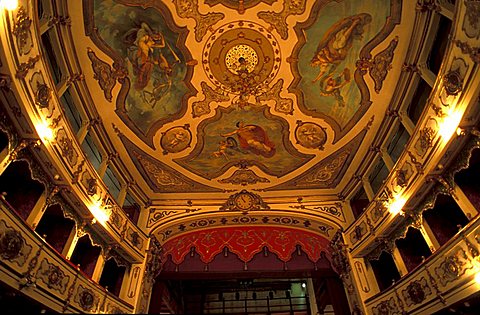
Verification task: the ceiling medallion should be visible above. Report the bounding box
[160,125,192,154]
[225,44,258,74]
[203,21,281,108]
[294,121,327,150]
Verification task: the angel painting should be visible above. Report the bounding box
[219,121,276,158]
[123,22,180,108]
[310,13,372,82]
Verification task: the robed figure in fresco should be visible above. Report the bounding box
[220,122,276,158]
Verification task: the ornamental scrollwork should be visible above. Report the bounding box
[0,221,32,267]
[402,277,431,306]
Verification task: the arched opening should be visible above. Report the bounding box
[422,194,469,246]
[69,235,102,278]
[35,203,76,254]
[0,160,45,221]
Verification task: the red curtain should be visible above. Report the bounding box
[161,226,331,264]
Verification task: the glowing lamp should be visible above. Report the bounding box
[439,110,462,141]
[388,196,407,216]
[36,121,54,142]
[1,0,18,11]
[475,271,480,285]
[89,201,111,225]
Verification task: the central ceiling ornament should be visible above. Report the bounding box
[203,21,281,108]
[225,44,258,74]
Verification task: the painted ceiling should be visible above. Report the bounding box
[70,0,406,202]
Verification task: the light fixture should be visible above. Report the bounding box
[438,109,462,141]
[89,200,111,225]
[35,121,55,143]
[475,270,480,285]
[388,195,407,216]
[1,0,18,11]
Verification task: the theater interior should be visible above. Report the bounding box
[1,0,480,314]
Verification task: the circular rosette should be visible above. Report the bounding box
[202,21,280,94]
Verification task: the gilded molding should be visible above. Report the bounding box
[205,0,276,14]
[369,36,399,93]
[192,82,229,118]
[172,0,224,42]
[257,79,294,115]
[219,169,270,186]
[0,220,32,267]
[36,258,70,294]
[15,55,40,79]
[257,0,306,40]
[12,6,33,56]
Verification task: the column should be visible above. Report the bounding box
[391,247,409,277]
[399,111,416,135]
[306,278,319,315]
[453,185,479,220]
[362,178,375,201]
[26,190,48,229]
[419,220,441,252]
[63,228,80,260]
[380,147,395,171]
[91,253,106,282]
[117,183,130,208]
[417,63,436,88]
[76,120,90,145]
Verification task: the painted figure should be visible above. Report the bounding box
[221,121,275,158]
[124,22,180,107]
[318,68,351,107]
[310,13,372,83]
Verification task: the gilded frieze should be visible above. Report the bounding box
[87,48,120,102]
[36,258,70,294]
[463,1,480,39]
[350,221,367,245]
[402,277,431,306]
[154,214,334,242]
[434,249,470,287]
[0,220,32,267]
[256,79,294,115]
[369,36,399,93]
[12,7,33,56]
[205,0,276,14]
[270,127,367,190]
[172,0,224,42]
[75,285,99,312]
[56,128,79,168]
[371,297,399,315]
[257,0,306,40]
[219,169,270,186]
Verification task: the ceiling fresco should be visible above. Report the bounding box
[78,0,404,197]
